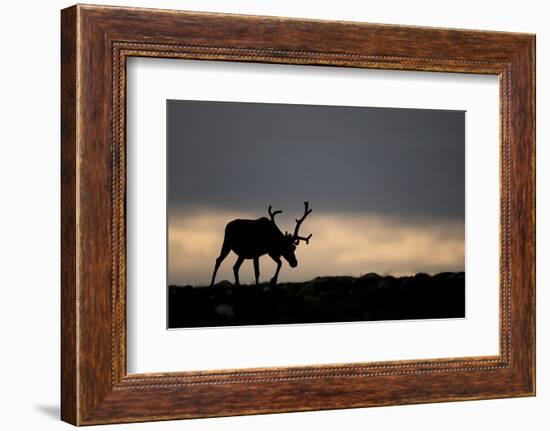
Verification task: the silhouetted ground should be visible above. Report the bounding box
[168,272,465,328]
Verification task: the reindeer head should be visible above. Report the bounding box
[268,202,313,268]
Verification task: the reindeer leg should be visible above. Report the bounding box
[210,242,231,286]
[253,257,260,285]
[269,254,282,285]
[233,256,244,285]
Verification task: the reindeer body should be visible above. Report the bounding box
[210,203,312,286]
[223,217,293,261]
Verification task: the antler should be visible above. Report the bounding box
[268,205,283,224]
[293,201,313,245]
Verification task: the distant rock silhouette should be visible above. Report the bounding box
[169,271,465,328]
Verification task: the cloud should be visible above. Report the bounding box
[168,101,465,219]
[168,207,464,285]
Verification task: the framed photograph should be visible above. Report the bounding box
[61,4,535,425]
[165,101,466,329]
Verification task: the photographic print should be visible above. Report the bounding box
[167,100,465,328]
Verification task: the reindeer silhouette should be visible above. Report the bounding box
[210,202,312,286]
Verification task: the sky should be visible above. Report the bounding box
[167,100,465,285]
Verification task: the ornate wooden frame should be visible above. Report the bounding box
[61,4,535,425]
